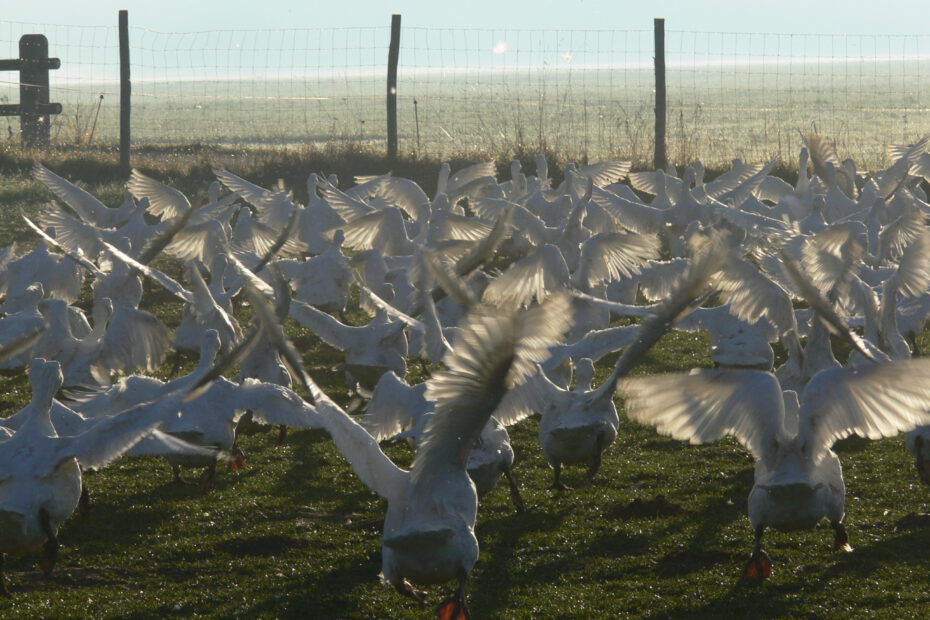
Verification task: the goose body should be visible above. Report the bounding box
[622,360,930,578]
[70,330,319,489]
[286,294,572,615]
[1,358,218,593]
[536,358,618,489]
[362,371,525,511]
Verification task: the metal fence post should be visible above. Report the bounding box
[653,18,667,171]
[387,14,401,159]
[119,9,131,173]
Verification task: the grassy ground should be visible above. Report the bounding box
[1,145,927,619]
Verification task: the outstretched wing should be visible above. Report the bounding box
[799,359,930,462]
[621,369,784,466]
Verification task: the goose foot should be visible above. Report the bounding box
[229,447,248,471]
[743,525,771,580]
[503,466,526,513]
[548,464,573,491]
[436,577,469,620]
[38,508,58,576]
[832,520,853,552]
[394,579,426,604]
[743,548,772,580]
[1,553,8,596]
[436,597,470,620]
[275,424,288,446]
[199,465,217,492]
[78,484,90,517]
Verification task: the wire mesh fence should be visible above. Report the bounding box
[2,18,929,169]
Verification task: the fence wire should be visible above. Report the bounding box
[1,19,928,169]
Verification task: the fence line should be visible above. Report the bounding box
[1,18,929,169]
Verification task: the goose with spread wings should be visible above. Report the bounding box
[266,289,571,619]
[621,359,930,580]
[361,371,526,513]
[0,356,226,595]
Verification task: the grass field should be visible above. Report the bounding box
[1,146,929,619]
[5,57,929,170]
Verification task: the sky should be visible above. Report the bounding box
[4,0,930,35]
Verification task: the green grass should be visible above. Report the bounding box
[0,145,928,619]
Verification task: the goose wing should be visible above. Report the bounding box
[233,379,323,429]
[621,369,784,465]
[37,202,106,257]
[575,231,660,288]
[319,178,373,223]
[545,323,641,370]
[45,393,185,474]
[288,297,358,350]
[447,161,497,194]
[99,238,194,303]
[213,167,276,207]
[471,197,548,246]
[590,186,666,235]
[577,160,631,187]
[482,244,570,309]
[799,359,930,462]
[33,163,112,225]
[361,372,431,441]
[67,375,168,418]
[360,176,429,220]
[416,293,572,475]
[127,169,192,219]
[715,254,797,335]
[127,428,226,458]
[310,397,411,503]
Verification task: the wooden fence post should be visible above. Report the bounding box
[119,9,131,173]
[10,34,61,147]
[387,14,401,160]
[653,18,667,171]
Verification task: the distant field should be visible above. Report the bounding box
[5,59,929,169]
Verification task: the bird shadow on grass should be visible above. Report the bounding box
[818,524,930,580]
[1,564,133,596]
[641,581,800,620]
[238,550,399,618]
[640,518,930,619]
[269,429,386,520]
[468,503,576,617]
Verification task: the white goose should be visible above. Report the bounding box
[362,371,526,512]
[288,298,408,393]
[249,266,571,618]
[0,283,47,369]
[621,359,930,579]
[0,357,222,594]
[513,230,729,490]
[0,236,84,314]
[277,230,354,314]
[534,357,617,490]
[70,329,319,490]
[33,162,136,229]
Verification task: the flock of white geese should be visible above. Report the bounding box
[3,134,930,616]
